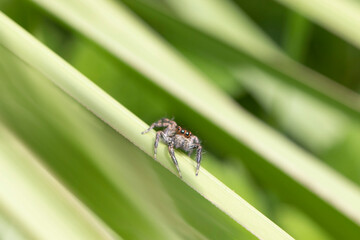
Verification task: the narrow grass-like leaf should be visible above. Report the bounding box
[234,65,360,182]
[0,12,293,240]
[275,0,360,50]
[21,0,360,238]
[282,11,312,61]
[0,123,117,240]
[0,201,37,240]
[0,44,203,240]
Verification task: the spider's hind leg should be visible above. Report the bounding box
[141,118,174,134]
[141,122,158,134]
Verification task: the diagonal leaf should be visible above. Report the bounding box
[0,43,203,240]
[0,12,293,240]
[119,0,360,208]
[151,0,360,117]
[0,123,118,240]
[274,0,360,50]
[21,0,360,238]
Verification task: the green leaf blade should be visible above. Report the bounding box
[0,11,294,240]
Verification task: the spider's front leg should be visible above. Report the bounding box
[153,131,163,160]
[168,143,182,178]
[195,145,203,176]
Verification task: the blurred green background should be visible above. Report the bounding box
[1,0,360,239]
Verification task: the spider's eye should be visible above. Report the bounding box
[181,129,185,134]
[185,131,190,137]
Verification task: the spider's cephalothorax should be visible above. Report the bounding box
[141,118,203,178]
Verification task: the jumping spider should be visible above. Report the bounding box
[141,118,203,178]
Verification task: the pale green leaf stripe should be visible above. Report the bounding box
[0,123,118,240]
[0,200,38,240]
[25,0,360,227]
[0,12,293,240]
[275,0,360,50]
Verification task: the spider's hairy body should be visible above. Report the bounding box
[141,118,203,178]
